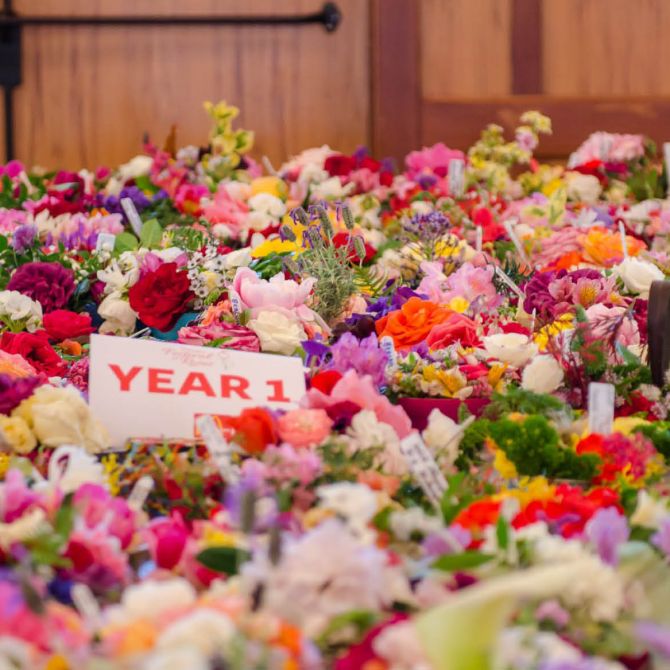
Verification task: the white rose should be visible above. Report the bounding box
[98,292,138,336]
[247,310,305,355]
[422,409,465,469]
[482,333,538,367]
[613,257,665,297]
[521,355,564,394]
[280,144,333,173]
[156,609,235,656]
[566,172,602,203]
[347,409,406,475]
[117,154,153,182]
[248,193,286,217]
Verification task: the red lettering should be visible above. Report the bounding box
[266,379,290,402]
[148,368,174,394]
[220,374,251,399]
[179,372,215,397]
[109,364,142,392]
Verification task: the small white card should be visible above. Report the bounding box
[399,432,448,509]
[448,158,465,198]
[380,335,397,370]
[121,197,143,237]
[195,415,240,483]
[95,232,116,252]
[588,382,615,435]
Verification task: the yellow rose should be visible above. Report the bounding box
[0,415,36,454]
[13,386,109,453]
[251,176,287,200]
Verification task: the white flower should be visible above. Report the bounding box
[221,180,252,201]
[156,609,235,656]
[374,621,430,670]
[98,291,138,336]
[613,257,664,297]
[0,509,49,549]
[107,578,197,626]
[222,248,252,269]
[482,333,538,368]
[566,172,602,203]
[42,445,107,494]
[521,355,564,394]
[310,176,355,200]
[279,144,334,173]
[347,409,407,475]
[97,251,140,293]
[0,637,33,670]
[242,519,404,637]
[152,247,184,263]
[0,291,42,331]
[389,507,442,541]
[245,210,275,232]
[630,490,669,528]
[117,155,153,182]
[248,193,286,217]
[247,310,305,355]
[421,409,467,469]
[142,647,209,670]
[317,482,378,540]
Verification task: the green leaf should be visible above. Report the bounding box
[495,516,509,551]
[431,551,495,572]
[196,546,250,575]
[139,218,163,249]
[54,493,75,537]
[114,231,139,253]
[0,235,9,252]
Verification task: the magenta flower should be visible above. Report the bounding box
[7,261,75,313]
[0,373,41,415]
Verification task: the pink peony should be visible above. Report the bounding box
[304,369,412,438]
[277,408,333,448]
[201,185,250,239]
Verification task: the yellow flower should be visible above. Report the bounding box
[488,363,507,391]
[44,655,69,670]
[422,366,467,397]
[0,453,9,479]
[495,476,556,506]
[251,239,301,259]
[534,314,574,350]
[447,296,469,313]
[613,416,649,436]
[202,525,239,548]
[493,449,518,479]
[0,416,36,454]
[251,176,287,200]
[202,270,220,292]
[542,178,564,196]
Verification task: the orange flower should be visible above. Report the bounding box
[376,297,452,351]
[581,226,644,267]
[217,407,278,455]
[545,250,584,271]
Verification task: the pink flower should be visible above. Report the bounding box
[174,183,209,216]
[177,320,260,352]
[231,267,319,325]
[278,408,333,448]
[73,483,135,549]
[304,369,412,438]
[440,263,501,310]
[260,444,323,485]
[2,469,41,522]
[584,303,640,348]
[145,514,189,570]
[201,186,250,239]
[405,143,465,180]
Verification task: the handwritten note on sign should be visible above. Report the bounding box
[89,335,306,447]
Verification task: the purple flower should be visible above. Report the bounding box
[423,525,471,557]
[7,262,75,312]
[635,621,670,657]
[651,516,670,556]
[523,270,558,319]
[0,374,41,415]
[402,211,451,241]
[330,333,387,386]
[302,338,330,366]
[10,225,37,254]
[102,185,152,216]
[584,507,629,566]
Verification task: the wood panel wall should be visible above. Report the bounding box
[8,0,369,169]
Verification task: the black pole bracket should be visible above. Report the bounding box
[0,1,342,161]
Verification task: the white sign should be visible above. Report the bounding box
[120,197,143,237]
[95,232,116,252]
[448,158,465,197]
[195,415,240,482]
[588,382,615,436]
[380,335,397,370]
[503,218,531,266]
[89,335,306,447]
[399,432,448,509]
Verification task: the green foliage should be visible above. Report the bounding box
[114,231,139,253]
[483,387,566,421]
[488,415,599,480]
[196,546,250,575]
[353,264,394,299]
[139,218,163,248]
[456,418,491,468]
[432,551,494,572]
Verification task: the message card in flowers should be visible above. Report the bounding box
[89,335,306,446]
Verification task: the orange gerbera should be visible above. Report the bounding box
[376,297,452,351]
[581,226,644,267]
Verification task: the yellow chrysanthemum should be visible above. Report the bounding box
[534,313,574,351]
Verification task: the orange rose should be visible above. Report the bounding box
[376,297,452,351]
[217,407,278,455]
[581,226,644,267]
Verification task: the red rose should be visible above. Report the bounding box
[217,407,278,455]
[426,312,480,350]
[43,310,94,341]
[310,370,342,394]
[0,330,65,377]
[324,154,356,177]
[358,156,381,172]
[128,262,194,331]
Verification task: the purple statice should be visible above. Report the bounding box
[330,332,387,386]
[651,516,670,556]
[401,210,451,242]
[635,621,670,658]
[7,262,75,313]
[10,224,37,254]
[0,374,41,415]
[584,507,629,566]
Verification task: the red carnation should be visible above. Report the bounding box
[324,154,356,177]
[0,330,66,377]
[128,262,194,331]
[43,310,94,341]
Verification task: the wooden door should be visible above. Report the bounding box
[372,0,670,161]
[4,0,370,169]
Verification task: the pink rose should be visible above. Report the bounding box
[278,408,333,448]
